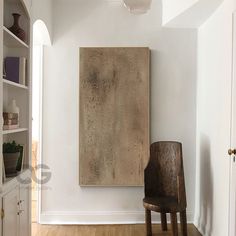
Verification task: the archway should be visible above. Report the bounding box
[32,19,51,223]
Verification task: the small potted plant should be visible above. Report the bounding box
[3,141,21,176]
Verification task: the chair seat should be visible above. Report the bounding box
[143,196,185,213]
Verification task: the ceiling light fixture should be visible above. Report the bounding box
[123,0,152,14]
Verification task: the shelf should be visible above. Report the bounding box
[3,128,28,135]
[3,26,29,48]
[4,169,28,184]
[1,169,30,193]
[3,79,28,90]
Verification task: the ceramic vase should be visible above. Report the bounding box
[8,13,26,42]
[7,99,20,115]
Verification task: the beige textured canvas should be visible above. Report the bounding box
[79,47,150,186]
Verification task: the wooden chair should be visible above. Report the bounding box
[143,141,187,236]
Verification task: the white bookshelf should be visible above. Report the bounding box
[3,78,28,90]
[3,26,29,48]
[2,0,31,180]
[2,128,28,135]
[0,0,31,235]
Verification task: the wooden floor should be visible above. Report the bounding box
[32,223,201,236]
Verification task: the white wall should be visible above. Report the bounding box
[162,0,198,24]
[33,0,235,231]
[32,45,41,141]
[195,0,235,235]
[164,0,224,28]
[32,0,52,39]
[22,0,31,14]
[40,0,197,223]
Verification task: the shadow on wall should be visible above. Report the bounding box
[198,134,213,236]
[164,0,224,28]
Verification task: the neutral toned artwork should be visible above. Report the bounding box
[79,47,150,186]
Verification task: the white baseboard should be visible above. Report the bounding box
[39,211,194,225]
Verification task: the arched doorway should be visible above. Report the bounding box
[32,19,51,223]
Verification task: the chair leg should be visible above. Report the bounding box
[145,209,152,236]
[161,213,167,231]
[180,210,187,236]
[171,213,178,236]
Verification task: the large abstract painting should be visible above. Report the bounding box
[79,47,150,186]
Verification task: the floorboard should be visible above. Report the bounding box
[32,223,202,236]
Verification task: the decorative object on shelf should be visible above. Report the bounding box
[123,0,152,14]
[3,112,19,130]
[7,99,20,114]
[8,13,26,42]
[4,57,26,85]
[3,99,20,130]
[3,141,22,177]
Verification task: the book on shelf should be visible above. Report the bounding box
[3,60,6,79]
[4,57,26,85]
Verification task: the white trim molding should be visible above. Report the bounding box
[194,217,211,236]
[40,211,194,225]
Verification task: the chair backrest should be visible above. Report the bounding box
[144,141,186,206]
